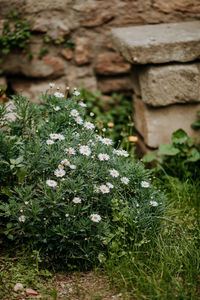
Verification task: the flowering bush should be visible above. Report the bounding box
[0,87,165,269]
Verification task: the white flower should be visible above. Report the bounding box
[90,214,101,223]
[90,112,94,117]
[73,132,80,137]
[99,185,110,194]
[58,164,64,169]
[72,197,82,204]
[102,138,113,146]
[79,145,91,156]
[102,128,106,132]
[24,201,29,205]
[70,109,79,117]
[46,139,54,145]
[49,83,55,88]
[79,102,87,107]
[65,213,69,217]
[150,201,158,207]
[95,135,103,141]
[106,182,114,189]
[61,159,70,166]
[54,106,61,111]
[94,185,100,193]
[121,177,130,184]
[120,150,129,157]
[75,116,83,125]
[54,92,64,98]
[57,134,65,140]
[109,169,119,178]
[70,164,76,170]
[84,121,95,130]
[98,253,105,263]
[73,90,80,96]
[141,181,150,188]
[54,169,66,177]
[19,215,26,222]
[46,179,57,187]
[98,153,110,161]
[64,147,76,155]
[50,133,58,139]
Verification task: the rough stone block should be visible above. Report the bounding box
[98,77,132,93]
[11,79,66,103]
[139,63,200,106]
[0,76,7,87]
[134,96,200,148]
[74,37,91,65]
[111,21,200,64]
[95,52,131,75]
[153,0,200,13]
[130,66,141,96]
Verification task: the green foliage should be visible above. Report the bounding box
[0,12,32,62]
[80,89,136,153]
[0,91,165,269]
[191,110,200,130]
[143,129,200,179]
[38,46,49,59]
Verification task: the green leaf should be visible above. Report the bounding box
[158,144,180,156]
[191,119,200,130]
[171,129,188,144]
[186,148,200,162]
[142,151,158,163]
[15,156,24,164]
[6,222,13,229]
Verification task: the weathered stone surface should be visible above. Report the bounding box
[139,63,200,107]
[111,21,200,64]
[83,12,114,27]
[153,0,200,13]
[98,77,132,93]
[74,37,91,65]
[95,52,131,75]
[24,0,71,13]
[134,96,200,148]
[61,49,73,60]
[11,79,66,103]
[0,76,7,87]
[2,55,65,78]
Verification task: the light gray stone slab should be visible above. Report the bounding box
[111,22,200,64]
[139,63,200,106]
[134,95,200,148]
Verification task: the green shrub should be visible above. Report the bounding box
[0,88,165,269]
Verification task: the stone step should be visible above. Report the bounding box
[111,21,200,64]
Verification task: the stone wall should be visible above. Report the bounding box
[0,0,200,101]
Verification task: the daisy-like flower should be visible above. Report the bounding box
[64,147,76,155]
[150,201,158,207]
[120,150,129,157]
[61,159,70,166]
[79,145,91,156]
[72,197,82,204]
[121,177,130,184]
[79,102,87,107]
[106,182,114,189]
[19,215,26,222]
[58,164,64,169]
[90,112,94,117]
[98,153,110,161]
[94,185,100,193]
[57,134,65,140]
[141,181,150,188]
[46,139,54,145]
[54,92,64,98]
[73,90,80,96]
[99,185,110,194]
[70,164,76,170]
[50,133,58,139]
[102,128,106,132]
[101,138,113,146]
[49,83,55,88]
[24,201,29,205]
[109,169,119,178]
[54,169,66,177]
[46,179,57,187]
[90,214,101,223]
[65,213,69,217]
[70,109,79,117]
[75,116,83,125]
[54,106,61,111]
[84,121,95,130]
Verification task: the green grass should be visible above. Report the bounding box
[104,175,200,299]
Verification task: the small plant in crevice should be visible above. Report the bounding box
[0,86,165,270]
[142,128,200,180]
